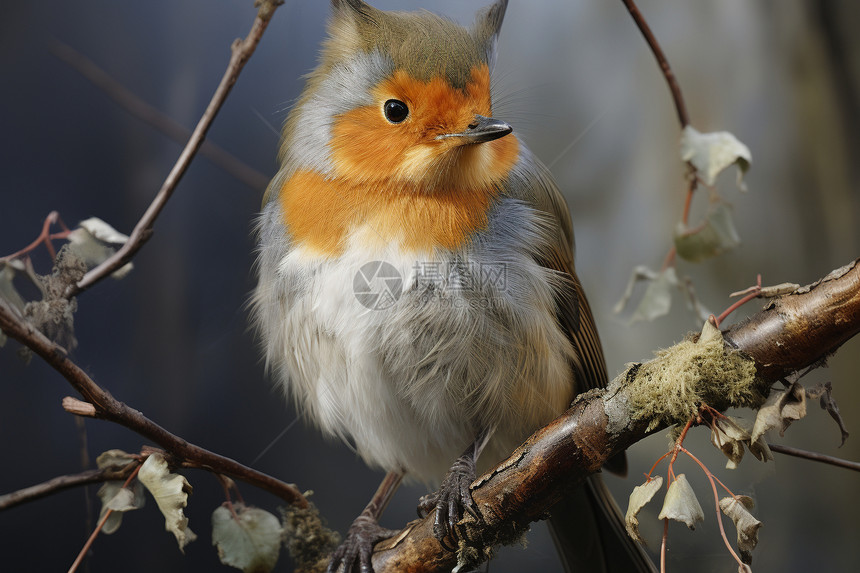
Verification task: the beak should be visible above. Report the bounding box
[437,114,512,144]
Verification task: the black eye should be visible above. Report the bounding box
[383,99,409,123]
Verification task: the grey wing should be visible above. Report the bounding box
[505,148,609,393]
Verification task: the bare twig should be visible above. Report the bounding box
[620,0,690,128]
[681,446,745,569]
[0,296,308,509]
[68,463,142,573]
[65,0,282,298]
[769,443,860,472]
[50,41,270,192]
[0,464,138,511]
[0,211,70,262]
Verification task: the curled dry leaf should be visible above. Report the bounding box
[680,125,752,190]
[719,496,762,565]
[711,416,748,469]
[710,416,773,469]
[751,382,806,443]
[212,503,283,573]
[658,474,704,530]
[67,217,133,279]
[806,382,849,446]
[97,481,145,535]
[138,453,197,552]
[674,202,741,263]
[625,476,663,544]
[96,449,138,470]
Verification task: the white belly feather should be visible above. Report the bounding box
[253,198,575,483]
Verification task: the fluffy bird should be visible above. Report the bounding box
[253,1,655,572]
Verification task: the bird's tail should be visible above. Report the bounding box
[547,474,657,573]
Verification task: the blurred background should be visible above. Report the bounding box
[1,0,858,571]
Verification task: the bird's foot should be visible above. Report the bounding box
[417,452,480,549]
[327,511,398,573]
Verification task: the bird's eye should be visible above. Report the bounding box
[383,99,409,123]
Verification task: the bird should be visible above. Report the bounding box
[252,1,656,572]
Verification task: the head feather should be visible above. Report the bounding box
[325,1,500,89]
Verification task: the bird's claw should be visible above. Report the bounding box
[417,454,479,550]
[326,512,398,573]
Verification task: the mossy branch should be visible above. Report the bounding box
[358,259,860,573]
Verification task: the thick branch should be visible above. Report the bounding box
[724,261,860,381]
[0,297,308,509]
[367,259,860,573]
[65,0,282,298]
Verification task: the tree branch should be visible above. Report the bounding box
[64,0,283,298]
[0,464,138,511]
[0,296,308,510]
[363,259,860,573]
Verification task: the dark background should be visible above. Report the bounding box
[1,1,858,571]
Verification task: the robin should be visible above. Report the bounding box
[253,1,655,572]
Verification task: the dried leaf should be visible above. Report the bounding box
[138,453,197,551]
[680,125,752,190]
[806,382,849,446]
[719,496,762,564]
[631,267,679,323]
[625,476,663,544]
[674,202,741,262]
[747,433,774,463]
[614,265,659,314]
[658,474,704,530]
[67,217,133,279]
[711,416,750,469]
[0,262,26,312]
[751,382,806,443]
[78,217,130,245]
[96,449,138,470]
[97,480,145,535]
[212,503,283,573]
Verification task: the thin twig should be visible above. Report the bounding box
[0,464,138,511]
[769,443,860,472]
[680,446,744,569]
[50,41,270,191]
[0,211,71,262]
[0,297,308,509]
[620,0,690,127]
[660,518,668,573]
[714,275,762,326]
[65,1,282,298]
[68,464,142,573]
